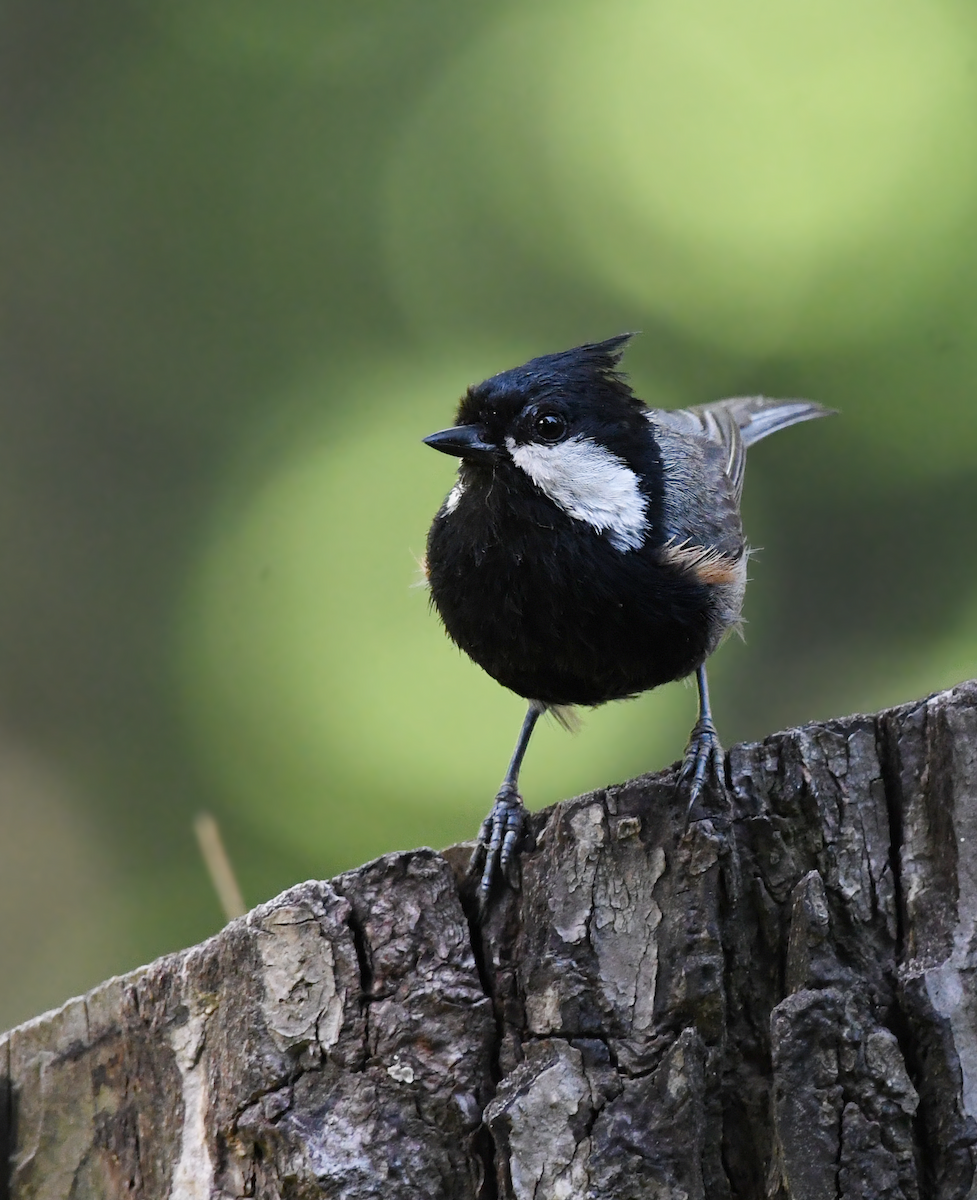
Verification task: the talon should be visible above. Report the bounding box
[680,717,724,818]
[500,825,520,886]
[473,791,527,905]
[466,816,492,879]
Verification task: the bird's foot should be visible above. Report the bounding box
[680,716,725,818]
[467,785,527,908]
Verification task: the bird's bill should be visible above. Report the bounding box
[423,424,498,459]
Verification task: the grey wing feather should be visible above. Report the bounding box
[647,395,832,578]
[655,396,831,501]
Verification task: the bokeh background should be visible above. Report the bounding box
[3,0,977,1029]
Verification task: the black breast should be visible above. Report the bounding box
[426,474,718,707]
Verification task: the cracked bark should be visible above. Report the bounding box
[5,681,977,1198]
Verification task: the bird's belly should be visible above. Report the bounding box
[426,524,722,706]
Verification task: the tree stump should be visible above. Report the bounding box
[4,680,977,1199]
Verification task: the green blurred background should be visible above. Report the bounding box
[3,0,977,1029]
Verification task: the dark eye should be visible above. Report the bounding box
[533,412,568,443]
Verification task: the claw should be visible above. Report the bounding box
[680,716,724,818]
[467,786,526,906]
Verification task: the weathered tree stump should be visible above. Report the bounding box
[4,681,977,1199]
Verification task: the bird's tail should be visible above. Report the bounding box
[698,396,834,448]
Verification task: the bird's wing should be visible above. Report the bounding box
[655,397,830,501]
[648,397,830,576]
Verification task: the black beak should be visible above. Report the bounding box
[423,424,498,459]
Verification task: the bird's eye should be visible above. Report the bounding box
[533,412,568,443]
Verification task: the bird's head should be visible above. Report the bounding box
[424,334,645,466]
[423,335,662,551]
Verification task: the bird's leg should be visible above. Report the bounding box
[680,664,725,816]
[469,701,544,905]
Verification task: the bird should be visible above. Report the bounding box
[422,335,831,904]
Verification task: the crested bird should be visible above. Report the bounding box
[423,335,831,903]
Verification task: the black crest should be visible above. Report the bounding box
[458,334,639,423]
[518,333,635,393]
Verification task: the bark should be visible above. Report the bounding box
[5,680,977,1199]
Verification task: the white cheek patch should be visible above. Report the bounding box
[505,435,648,551]
[443,478,465,513]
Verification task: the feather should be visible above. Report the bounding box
[659,537,745,587]
[655,397,832,500]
